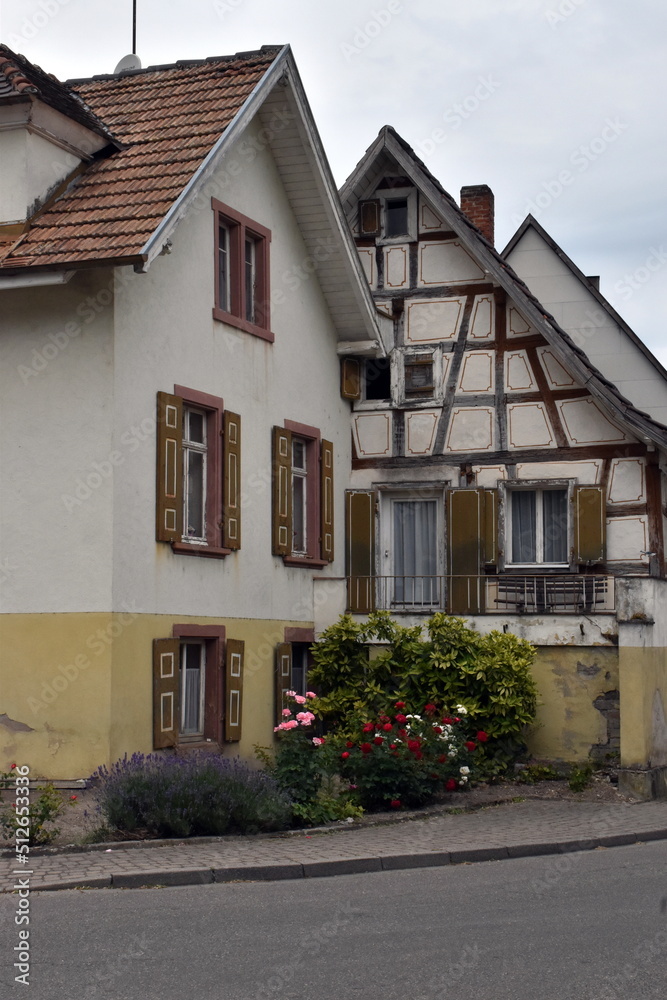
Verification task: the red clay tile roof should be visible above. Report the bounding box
[0,47,283,271]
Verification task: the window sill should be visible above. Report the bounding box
[171,542,232,559]
[282,555,330,568]
[212,306,275,343]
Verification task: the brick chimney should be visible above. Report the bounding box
[460,184,495,246]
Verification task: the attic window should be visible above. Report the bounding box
[404,355,434,396]
[212,198,272,342]
[386,198,409,238]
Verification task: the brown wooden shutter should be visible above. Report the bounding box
[482,489,499,567]
[447,489,485,614]
[272,426,292,555]
[345,490,376,613]
[275,643,292,725]
[224,639,244,741]
[223,411,241,549]
[203,639,222,743]
[153,638,180,748]
[320,439,334,562]
[359,199,381,236]
[156,392,183,542]
[574,486,606,563]
[341,358,362,400]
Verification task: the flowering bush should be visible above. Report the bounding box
[0,770,77,846]
[91,752,291,838]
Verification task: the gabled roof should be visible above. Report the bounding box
[502,214,667,384]
[0,44,116,142]
[0,44,387,348]
[340,125,667,449]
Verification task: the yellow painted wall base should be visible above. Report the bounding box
[526,646,619,762]
[619,646,667,769]
[1,613,311,779]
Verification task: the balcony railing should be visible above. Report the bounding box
[346,574,615,615]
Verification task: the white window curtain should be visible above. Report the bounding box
[393,500,438,604]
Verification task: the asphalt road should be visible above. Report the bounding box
[2,840,666,999]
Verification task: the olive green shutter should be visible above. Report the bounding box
[275,643,292,725]
[341,358,362,400]
[224,639,244,741]
[575,486,606,563]
[156,392,183,542]
[223,411,241,549]
[320,439,334,562]
[359,199,381,236]
[345,490,376,613]
[153,638,179,749]
[447,489,485,614]
[272,426,292,555]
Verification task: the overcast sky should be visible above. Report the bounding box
[2,0,666,363]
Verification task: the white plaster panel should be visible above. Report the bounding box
[458,351,494,393]
[606,516,649,563]
[444,407,494,452]
[469,294,494,339]
[353,412,392,457]
[505,350,537,392]
[557,398,630,445]
[507,402,556,449]
[384,245,409,289]
[406,297,466,343]
[418,241,485,286]
[506,306,533,338]
[419,203,445,232]
[608,458,646,504]
[537,346,578,389]
[474,465,507,486]
[405,410,439,456]
[357,248,375,287]
[516,460,602,483]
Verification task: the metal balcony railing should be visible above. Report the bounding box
[346,574,615,615]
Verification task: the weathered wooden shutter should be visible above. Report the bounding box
[153,638,179,749]
[482,489,499,567]
[223,411,241,549]
[340,358,362,400]
[447,489,485,614]
[224,639,244,741]
[320,439,334,562]
[156,392,183,542]
[272,426,292,555]
[345,490,376,613]
[574,486,606,563]
[359,199,381,236]
[275,642,292,725]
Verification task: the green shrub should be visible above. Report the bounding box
[568,763,594,792]
[0,770,76,846]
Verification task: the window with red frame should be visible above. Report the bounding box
[212,198,272,342]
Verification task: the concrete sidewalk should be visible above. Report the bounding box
[2,797,667,892]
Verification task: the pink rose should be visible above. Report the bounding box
[281,708,292,717]
[283,720,298,730]
[296,711,315,724]
[294,695,307,705]
[285,690,296,697]
[312,737,323,746]
[306,691,317,699]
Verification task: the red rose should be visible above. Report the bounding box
[394,701,406,708]
[341,751,350,759]
[414,751,423,760]
[453,717,461,723]
[360,742,372,754]
[379,714,390,723]
[346,740,355,748]
[362,723,374,733]
[445,778,457,791]
[390,799,401,809]
[465,741,477,752]
[476,731,489,742]
[424,703,437,714]
[438,754,447,764]
[10,763,16,769]
[395,714,407,724]
[389,743,397,750]
[442,717,453,725]
[398,728,408,739]
[70,795,77,801]
[383,722,393,732]
[432,726,443,734]
[407,739,421,752]
[373,737,383,746]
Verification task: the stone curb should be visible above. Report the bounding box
[21,826,667,893]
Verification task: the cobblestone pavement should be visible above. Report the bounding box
[2,798,666,892]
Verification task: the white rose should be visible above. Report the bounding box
[460,766,470,775]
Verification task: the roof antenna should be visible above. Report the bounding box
[113,0,142,74]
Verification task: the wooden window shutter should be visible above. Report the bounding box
[574,486,606,563]
[482,489,499,567]
[275,642,292,725]
[340,358,362,400]
[345,490,376,613]
[359,199,381,236]
[223,411,242,549]
[320,439,334,562]
[447,489,485,614]
[156,392,183,542]
[224,639,244,741]
[272,426,292,555]
[153,638,180,749]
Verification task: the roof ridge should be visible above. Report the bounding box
[66,45,284,85]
